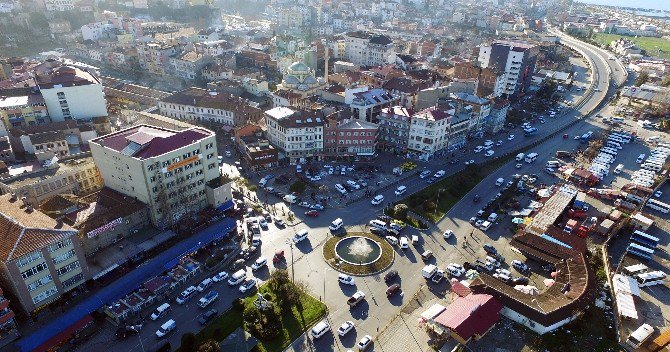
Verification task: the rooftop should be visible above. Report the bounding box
[0,194,76,262]
[34,65,100,90]
[161,87,262,116]
[265,107,325,129]
[90,125,213,160]
[1,156,96,189]
[64,187,147,236]
[433,294,502,341]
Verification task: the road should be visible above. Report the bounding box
[73,30,625,352]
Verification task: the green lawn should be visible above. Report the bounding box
[400,157,512,223]
[592,32,670,60]
[189,284,327,352]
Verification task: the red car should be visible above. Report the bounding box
[305,210,319,217]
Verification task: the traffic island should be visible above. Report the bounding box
[323,232,395,276]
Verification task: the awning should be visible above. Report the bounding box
[615,290,638,319]
[34,315,93,352]
[217,199,235,212]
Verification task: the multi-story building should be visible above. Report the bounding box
[234,124,278,171]
[0,155,103,206]
[35,65,108,122]
[453,61,507,98]
[476,41,538,98]
[344,31,395,67]
[452,92,491,133]
[170,51,213,81]
[137,42,178,75]
[264,107,324,164]
[377,106,412,152]
[89,124,223,227]
[323,110,378,159]
[0,94,50,130]
[44,0,74,11]
[159,87,263,127]
[407,104,454,157]
[0,193,90,313]
[0,287,19,348]
[0,137,14,162]
[346,87,399,122]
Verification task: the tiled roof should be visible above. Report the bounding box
[433,294,502,341]
[34,65,100,90]
[0,194,76,262]
[91,125,213,160]
[66,187,147,235]
[265,107,325,129]
[161,87,262,116]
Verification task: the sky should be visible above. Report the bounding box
[576,0,670,12]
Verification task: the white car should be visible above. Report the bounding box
[495,140,503,146]
[337,321,355,336]
[474,146,484,153]
[485,150,494,157]
[357,335,373,351]
[212,271,229,282]
[508,134,515,141]
[515,163,522,169]
[251,257,267,271]
[464,160,474,165]
[655,191,663,198]
[394,186,407,196]
[338,273,355,285]
[371,195,384,205]
[433,170,446,178]
[419,170,431,179]
[443,230,454,239]
[346,180,360,189]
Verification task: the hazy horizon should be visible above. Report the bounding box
[577,0,670,12]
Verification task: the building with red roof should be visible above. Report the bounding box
[431,294,502,344]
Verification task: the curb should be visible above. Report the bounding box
[321,234,396,277]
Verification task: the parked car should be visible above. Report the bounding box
[338,273,355,285]
[386,283,401,297]
[238,279,257,294]
[443,230,454,239]
[421,250,433,261]
[337,321,355,336]
[305,210,319,217]
[357,335,373,351]
[198,309,218,325]
[483,244,498,255]
[212,272,228,282]
[511,260,530,274]
[384,270,398,282]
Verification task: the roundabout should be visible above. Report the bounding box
[323,232,394,276]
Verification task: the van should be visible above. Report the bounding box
[176,286,197,304]
[487,213,498,222]
[335,184,347,194]
[311,321,330,339]
[613,164,624,174]
[495,178,504,186]
[228,269,247,286]
[371,194,384,205]
[546,160,560,168]
[293,229,308,243]
[155,319,176,338]
[329,218,343,231]
[394,185,407,196]
[626,323,654,348]
[151,303,171,321]
[369,219,387,230]
[399,236,409,249]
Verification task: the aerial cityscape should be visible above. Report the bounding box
[0,0,670,351]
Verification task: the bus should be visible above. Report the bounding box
[627,324,655,349]
[524,152,538,163]
[611,132,631,143]
[635,271,667,287]
[647,198,670,214]
[631,230,660,248]
[627,243,655,261]
[624,263,648,276]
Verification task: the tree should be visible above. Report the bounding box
[268,269,300,307]
[198,340,219,352]
[394,203,409,219]
[181,332,197,352]
[661,75,670,87]
[635,71,650,87]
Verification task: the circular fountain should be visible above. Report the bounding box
[335,236,382,266]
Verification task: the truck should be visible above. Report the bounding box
[198,290,219,308]
[347,291,366,307]
[422,264,438,279]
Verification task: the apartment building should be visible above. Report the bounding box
[344,31,395,67]
[234,124,278,171]
[0,194,90,313]
[453,61,507,98]
[264,107,324,164]
[159,87,263,127]
[170,51,213,81]
[346,87,399,122]
[89,125,222,227]
[0,155,103,207]
[35,65,108,122]
[407,104,454,157]
[0,287,19,348]
[0,94,50,130]
[323,110,378,159]
[477,41,538,98]
[137,42,178,75]
[377,106,412,152]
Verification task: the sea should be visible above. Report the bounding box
[576,0,670,13]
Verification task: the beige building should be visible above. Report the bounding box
[89,125,221,228]
[0,194,90,313]
[0,155,103,207]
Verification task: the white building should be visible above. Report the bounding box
[344,31,395,67]
[44,0,74,11]
[264,107,324,164]
[477,41,538,98]
[90,125,226,227]
[35,65,108,121]
[407,105,453,157]
[80,22,114,42]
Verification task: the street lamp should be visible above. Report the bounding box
[284,240,295,282]
[434,188,445,217]
[323,267,332,303]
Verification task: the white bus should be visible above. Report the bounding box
[624,263,648,276]
[627,324,655,349]
[524,152,538,163]
[611,133,631,143]
[646,198,670,214]
[635,271,666,287]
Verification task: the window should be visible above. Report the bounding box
[47,238,72,253]
[62,273,84,288]
[57,260,80,276]
[208,163,216,170]
[27,275,53,292]
[16,251,43,268]
[53,249,75,265]
[21,262,48,279]
[32,287,58,305]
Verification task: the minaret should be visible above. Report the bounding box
[324,44,329,83]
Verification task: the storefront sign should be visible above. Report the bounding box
[166,155,200,172]
[87,218,123,238]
